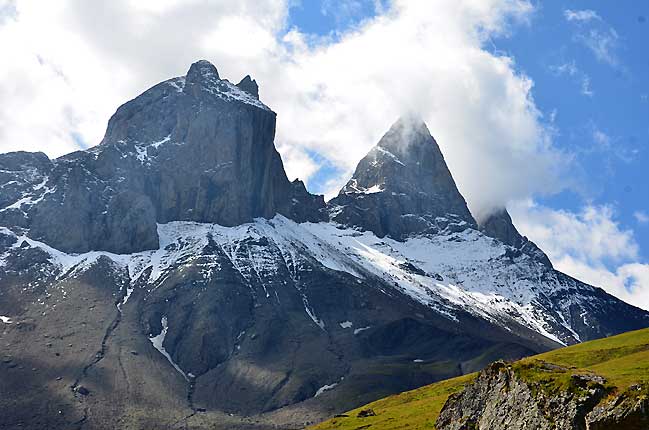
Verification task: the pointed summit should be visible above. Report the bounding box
[186,59,220,83]
[236,75,259,99]
[376,114,431,152]
[5,60,323,254]
[328,117,476,240]
[480,208,552,266]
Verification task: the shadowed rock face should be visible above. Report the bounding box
[0,60,325,254]
[329,116,476,240]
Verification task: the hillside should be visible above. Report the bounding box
[311,327,649,429]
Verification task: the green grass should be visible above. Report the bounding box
[310,328,649,430]
[310,373,476,430]
[527,327,649,389]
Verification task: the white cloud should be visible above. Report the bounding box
[549,60,593,96]
[563,9,601,23]
[587,124,636,164]
[510,201,638,263]
[0,0,564,220]
[549,258,649,312]
[269,0,563,217]
[510,200,649,310]
[564,9,620,68]
[634,211,649,225]
[320,0,363,22]
[578,28,620,66]
[0,0,290,158]
[275,143,320,186]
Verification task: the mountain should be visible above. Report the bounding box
[0,60,647,430]
[0,60,324,254]
[312,327,649,430]
[329,116,476,239]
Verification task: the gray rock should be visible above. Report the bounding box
[437,361,607,430]
[328,116,476,240]
[480,208,553,267]
[0,60,325,254]
[586,383,649,429]
[236,75,259,99]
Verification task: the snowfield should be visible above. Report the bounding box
[0,216,596,346]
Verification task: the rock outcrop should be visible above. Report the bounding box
[587,383,649,430]
[437,360,648,430]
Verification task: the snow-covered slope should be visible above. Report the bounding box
[0,214,638,349]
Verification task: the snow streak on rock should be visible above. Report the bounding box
[149,316,188,380]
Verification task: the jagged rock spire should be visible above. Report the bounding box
[328,116,476,240]
[236,75,259,99]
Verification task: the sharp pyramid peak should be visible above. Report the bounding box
[387,114,430,134]
[376,115,441,156]
[328,117,477,239]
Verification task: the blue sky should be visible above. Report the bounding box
[486,1,649,253]
[288,0,649,270]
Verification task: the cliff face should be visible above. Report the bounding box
[436,361,649,430]
[0,60,325,254]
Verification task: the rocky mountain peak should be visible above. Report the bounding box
[186,59,220,83]
[328,116,476,240]
[376,114,431,152]
[236,75,259,99]
[2,63,649,430]
[0,60,325,254]
[479,208,553,267]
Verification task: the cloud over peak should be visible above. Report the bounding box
[0,0,564,220]
[510,201,649,311]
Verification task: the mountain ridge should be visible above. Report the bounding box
[0,60,647,430]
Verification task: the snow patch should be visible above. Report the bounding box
[339,321,353,329]
[149,316,188,380]
[354,326,371,335]
[0,316,12,324]
[314,382,338,397]
[135,135,173,163]
[167,77,185,92]
[303,298,325,330]
[376,146,405,166]
[364,184,384,194]
[0,183,56,213]
[195,71,270,111]
[117,286,134,312]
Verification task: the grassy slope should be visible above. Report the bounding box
[311,328,649,430]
